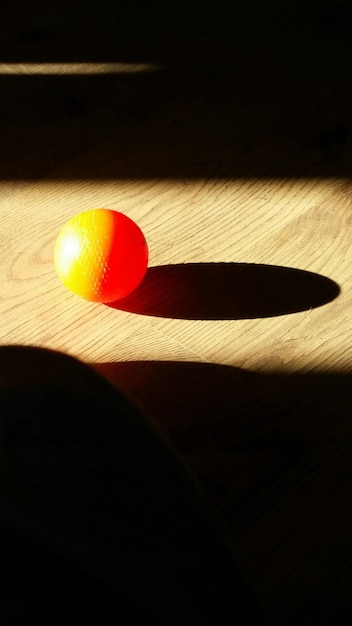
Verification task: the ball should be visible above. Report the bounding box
[54,209,148,303]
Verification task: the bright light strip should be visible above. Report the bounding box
[0,62,162,75]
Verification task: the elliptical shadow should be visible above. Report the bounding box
[108,262,340,320]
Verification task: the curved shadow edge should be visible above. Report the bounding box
[107,262,340,320]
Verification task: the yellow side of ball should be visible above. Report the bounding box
[54,209,116,302]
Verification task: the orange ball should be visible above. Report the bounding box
[54,209,148,303]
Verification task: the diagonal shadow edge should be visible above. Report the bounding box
[107,263,340,320]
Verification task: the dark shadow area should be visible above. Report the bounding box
[93,358,352,625]
[108,263,340,319]
[0,0,352,178]
[0,516,159,626]
[95,360,310,508]
[0,348,269,626]
[0,345,351,625]
[93,360,328,509]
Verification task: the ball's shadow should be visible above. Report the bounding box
[108,263,340,320]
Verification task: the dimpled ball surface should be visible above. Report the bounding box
[54,209,148,303]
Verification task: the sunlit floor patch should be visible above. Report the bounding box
[0,62,163,75]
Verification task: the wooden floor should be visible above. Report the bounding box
[1,0,352,623]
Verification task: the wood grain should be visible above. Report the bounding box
[1,0,352,623]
